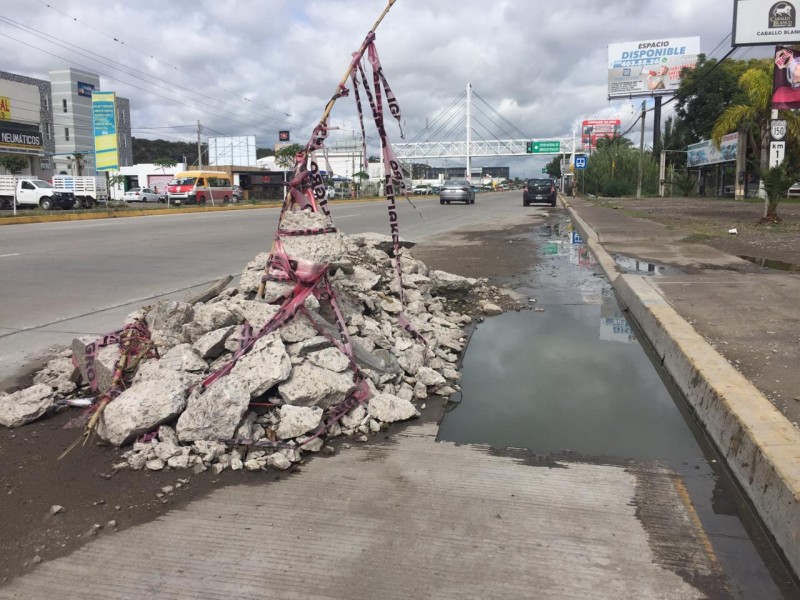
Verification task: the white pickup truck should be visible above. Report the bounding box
[0,176,75,210]
[51,176,108,208]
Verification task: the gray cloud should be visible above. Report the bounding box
[0,0,768,176]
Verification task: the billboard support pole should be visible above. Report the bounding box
[637,100,646,199]
[653,96,662,157]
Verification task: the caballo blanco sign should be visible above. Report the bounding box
[733,0,800,45]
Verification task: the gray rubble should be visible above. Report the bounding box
[2,216,517,472]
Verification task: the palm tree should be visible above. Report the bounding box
[711,60,800,218]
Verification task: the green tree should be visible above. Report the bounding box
[711,60,800,217]
[274,143,304,169]
[256,147,275,159]
[0,154,28,174]
[545,155,569,179]
[758,163,796,222]
[674,55,754,143]
[153,157,176,170]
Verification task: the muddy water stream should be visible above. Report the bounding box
[437,220,799,599]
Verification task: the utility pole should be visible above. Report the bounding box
[653,96,662,157]
[636,100,646,199]
[197,120,203,170]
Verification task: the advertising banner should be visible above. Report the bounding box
[92,91,119,171]
[733,0,800,46]
[0,96,10,120]
[771,46,800,108]
[607,37,699,98]
[581,119,621,150]
[687,133,738,167]
[279,130,290,141]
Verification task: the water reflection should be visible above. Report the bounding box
[613,254,669,276]
[600,288,636,343]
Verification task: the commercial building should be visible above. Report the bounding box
[0,67,131,179]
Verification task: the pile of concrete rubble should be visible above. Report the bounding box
[0,212,508,473]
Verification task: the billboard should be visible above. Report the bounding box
[607,37,699,98]
[0,122,42,151]
[772,46,800,108]
[686,133,738,167]
[92,91,119,171]
[582,119,621,150]
[278,130,290,141]
[733,1,800,46]
[208,135,257,166]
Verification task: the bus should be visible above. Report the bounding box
[165,170,233,205]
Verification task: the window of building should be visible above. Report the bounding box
[65,127,70,141]
[62,99,67,113]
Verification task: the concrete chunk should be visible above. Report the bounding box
[0,384,55,428]
[177,376,251,443]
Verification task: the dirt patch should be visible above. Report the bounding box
[595,196,800,267]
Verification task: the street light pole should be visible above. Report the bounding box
[636,100,646,199]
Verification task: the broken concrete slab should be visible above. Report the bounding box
[97,372,188,446]
[275,405,323,439]
[146,300,195,349]
[176,376,251,443]
[71,337,121,394]
[367,393,419,423]
[193,326,235,359]
[278,362,357,409]
[159,344,208,373]
[0,384,55,428]
[229,334,292,397]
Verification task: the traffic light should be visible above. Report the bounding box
[526,141,533,153]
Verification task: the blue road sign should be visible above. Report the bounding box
[571,231,583,244]
[574,156,587,169]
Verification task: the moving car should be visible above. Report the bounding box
[523,178,557,206]
[439,179,475,204]
[123,187,159,203]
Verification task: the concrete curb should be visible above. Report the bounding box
[562,194,800,576]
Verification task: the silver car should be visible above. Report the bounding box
[439,179,475,205]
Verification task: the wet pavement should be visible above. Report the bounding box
[437,217,800,599]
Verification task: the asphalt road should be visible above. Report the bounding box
[0,191,536,389]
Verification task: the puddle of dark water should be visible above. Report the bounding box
[613,254,679,276]
[739,255,800,272]
[438,220,798,600]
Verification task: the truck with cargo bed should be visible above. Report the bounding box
[51,175,108,208]
[0,176,75,210]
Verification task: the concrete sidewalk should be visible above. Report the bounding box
[563,195,800,578]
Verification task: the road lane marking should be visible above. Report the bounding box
[0,253,20,258]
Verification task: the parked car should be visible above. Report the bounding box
[523,178,557,206]
[326,186,336,199]
[123,187,159,203]
[232,185,243,202]
[788,182,800,197]
[439,179,475,205]
[412,184,433,195]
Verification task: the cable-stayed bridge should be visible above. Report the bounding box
[391,84,575,172]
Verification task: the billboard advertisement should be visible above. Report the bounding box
[687,133,738,167]
[772,45,800,108]
[581,119,621,150]
[92,91,119,171]
[733,1,800,46]
[607,37,699,98]
[208,135,256,166]
[279,130,290,141]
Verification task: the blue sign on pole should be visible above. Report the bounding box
[574,155,587,169]
[571,231,583,244]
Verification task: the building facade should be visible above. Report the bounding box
[0,67,131,179]
[0,71,55,179]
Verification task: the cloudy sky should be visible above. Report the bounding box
[0,0,771,177]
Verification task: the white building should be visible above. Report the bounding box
[108,162,188,200]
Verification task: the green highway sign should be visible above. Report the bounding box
[526,140,561,154]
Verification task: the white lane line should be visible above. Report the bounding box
[333,213,362,220]
[0,253,20,258]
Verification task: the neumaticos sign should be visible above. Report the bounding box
[0,122,42,150]
[734,1,800,45]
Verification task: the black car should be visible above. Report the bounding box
[523,178,557,206]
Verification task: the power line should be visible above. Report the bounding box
[36,0,291,118]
